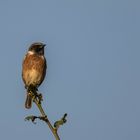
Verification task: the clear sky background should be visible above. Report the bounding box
[0,0,139,140]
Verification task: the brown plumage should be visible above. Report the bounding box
[22,42,47,109]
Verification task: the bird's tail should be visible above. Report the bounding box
[25,93,32,109]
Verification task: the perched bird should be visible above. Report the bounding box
[22,42,47,109]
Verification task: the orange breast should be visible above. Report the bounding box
[22,53,47,87]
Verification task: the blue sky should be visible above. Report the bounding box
[0,0,139,140]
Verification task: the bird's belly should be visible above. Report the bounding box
[24,69,41,86]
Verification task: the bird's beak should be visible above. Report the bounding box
[43,44,46,47]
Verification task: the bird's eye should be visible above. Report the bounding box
[35,46,43,52]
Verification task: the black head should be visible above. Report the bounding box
[28,42,46,55]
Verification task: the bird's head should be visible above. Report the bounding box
[28,42,46,55]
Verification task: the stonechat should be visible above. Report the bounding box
[22,42,47,109]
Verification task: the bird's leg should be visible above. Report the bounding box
[26,85,34,97]
[26,85,43,104]
[26,85,38,99]
[33,91,43,104]
[32,89,43,104]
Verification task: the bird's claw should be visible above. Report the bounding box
[32,92,43,104]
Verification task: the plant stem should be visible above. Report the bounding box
[33,98,60,140]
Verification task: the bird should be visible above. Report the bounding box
[22,42,47,109]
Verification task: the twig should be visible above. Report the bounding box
[33,97,60,140]
[25,90,67,140]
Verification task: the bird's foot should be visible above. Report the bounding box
[26,85,43,104]
[32,92,43,104]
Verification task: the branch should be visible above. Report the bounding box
[25,90,67,140]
